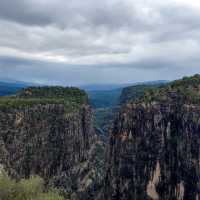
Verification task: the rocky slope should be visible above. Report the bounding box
[103,74,200,200]
[0,86,101,199]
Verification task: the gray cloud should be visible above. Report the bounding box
[0,0,155,30]
[0,53,199,85]
[0,0,200,84]
[0,0,52,26]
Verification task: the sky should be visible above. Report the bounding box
[0,0,200,85]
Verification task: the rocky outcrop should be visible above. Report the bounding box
[104,75,200,200]
[0,87,98,199]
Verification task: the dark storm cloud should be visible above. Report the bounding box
[0,0,200,84]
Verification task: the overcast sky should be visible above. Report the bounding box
[0,0,200,85]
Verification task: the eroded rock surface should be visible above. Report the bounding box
[104,75,200,200]
[0,87,102,199]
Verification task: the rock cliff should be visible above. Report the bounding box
[104,74,200,200]
[0,87,98,199]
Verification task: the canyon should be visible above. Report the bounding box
[0,75,200,200]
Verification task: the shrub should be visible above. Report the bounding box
[0,170,64,200]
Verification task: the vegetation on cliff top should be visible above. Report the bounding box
[119,83,166,105]
[138,74,200,104]
[0,86,88,111]
[0,169,64,200]
[17,87,88,103]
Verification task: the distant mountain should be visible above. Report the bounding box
[80,84,128,91]
[85,80,169,109]
[0,80,35,96]
[80,80,168,91]
[88,89,122,109]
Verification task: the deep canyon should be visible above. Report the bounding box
[0,75,200,200]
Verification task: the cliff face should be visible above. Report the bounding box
[0,87,97,199]
[104,75,200,200]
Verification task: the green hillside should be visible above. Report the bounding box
[119,82,166,105]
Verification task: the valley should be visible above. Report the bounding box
[1,0,200,199]
[0,75,200,200]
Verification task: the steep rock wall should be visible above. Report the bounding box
[104,75,200,200]
[105,102,200,200]
[0,103,95,198]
